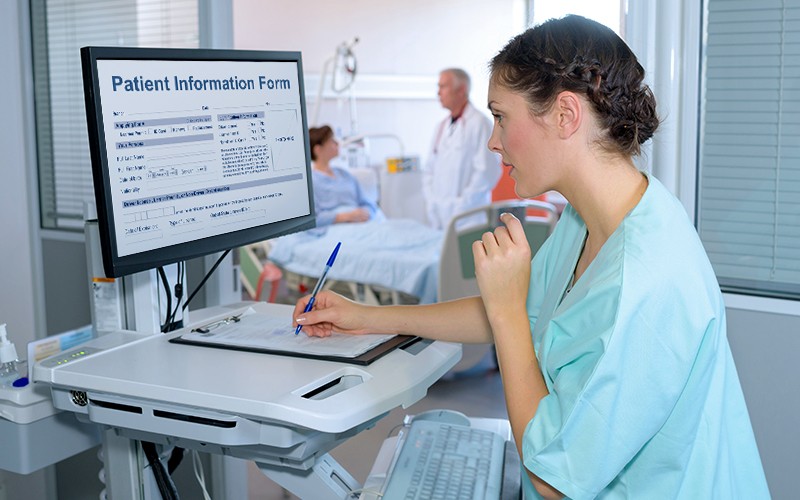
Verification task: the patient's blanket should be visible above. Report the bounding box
[268,219,443,304]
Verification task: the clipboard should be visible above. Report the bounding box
[167,308,420,365]
[169,333,420,366]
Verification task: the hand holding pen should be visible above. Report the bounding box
[295,242,341,335]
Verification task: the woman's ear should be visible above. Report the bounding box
[555,91,582,139]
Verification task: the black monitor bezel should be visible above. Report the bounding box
[81,46,316,278]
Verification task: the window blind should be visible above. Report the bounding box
[32,0,199,230]
[699,0,800,299]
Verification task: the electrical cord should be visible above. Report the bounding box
[156,263,188,474]
[167,446,184,475]
[157,267,173,333]
[141,441,180,500]
[152,254,228,496]
[182,249,230,311]
[191,450,213,500]
[158,262,186,333]
[164,261,184,332]
[386,422,407,438]
[345,488,383,499]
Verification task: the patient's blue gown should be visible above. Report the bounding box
[311,167,384,227]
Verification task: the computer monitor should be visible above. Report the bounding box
[81,46,316,278]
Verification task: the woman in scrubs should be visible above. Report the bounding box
[293,15,769,499]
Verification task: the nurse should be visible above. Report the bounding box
[293,15,770,499]
[423,68,502,230]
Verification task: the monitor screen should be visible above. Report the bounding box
[81,46,315,278]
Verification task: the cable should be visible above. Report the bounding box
[191,450,213,500]
[167,446,184,475]
[157,267,173,333]
[182,250,230,311]
[164,262,184,332]
[386,422,407,438]
[141,441,180,500]
[345,488,383,499]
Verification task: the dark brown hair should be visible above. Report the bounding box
[490,15,659,156]
[308,125,334,161]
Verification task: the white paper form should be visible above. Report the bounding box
[179,307,396,358]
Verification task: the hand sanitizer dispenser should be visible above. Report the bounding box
[0,324,21,387]
[0,320,101,474]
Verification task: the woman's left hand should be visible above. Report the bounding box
[335,208,370,223]
[473,212,532,322]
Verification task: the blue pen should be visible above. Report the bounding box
[295,241,341,335]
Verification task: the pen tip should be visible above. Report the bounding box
[328,242,341,265]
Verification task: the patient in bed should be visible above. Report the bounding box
[266,127,438,303]
[309,125,385,226]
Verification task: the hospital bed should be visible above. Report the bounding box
[262,218,443,305]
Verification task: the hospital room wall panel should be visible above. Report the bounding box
[0,3,55,499]
[232,0,523,73]
[726,308,800,500]
[315,98,441,166]
[232,0,526,168]
[0,0,42,357]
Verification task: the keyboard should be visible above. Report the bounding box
[381,418,506,500]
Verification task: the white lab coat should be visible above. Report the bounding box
[423,102,502,230]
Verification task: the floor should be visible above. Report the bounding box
[247,368,509,500]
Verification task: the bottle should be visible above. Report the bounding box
[0,323,21,387]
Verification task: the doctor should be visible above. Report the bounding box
[423,68,502,230]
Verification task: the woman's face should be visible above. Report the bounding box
[317,135,339,162]
[487,82,560,198]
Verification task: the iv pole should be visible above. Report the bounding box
[310,37,359,132]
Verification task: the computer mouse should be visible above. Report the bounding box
[410,409,471,427]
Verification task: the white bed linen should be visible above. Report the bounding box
[268,219,443,304]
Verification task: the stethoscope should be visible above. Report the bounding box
[433,116,461,154]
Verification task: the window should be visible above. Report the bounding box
[32,0,199,230]
[698,0,800,299]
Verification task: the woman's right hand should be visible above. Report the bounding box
[292,290,374,337]
[472,212,532,323]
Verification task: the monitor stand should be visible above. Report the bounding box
[83,215,248,499]
[85,214,185,335]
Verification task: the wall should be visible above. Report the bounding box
[232,0,526,172]
[0,2,55,499]
[40,236,91,335]
[0,3,45,350]
[726,306,800,499]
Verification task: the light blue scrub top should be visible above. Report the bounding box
[521,174,770,499]
[311,166,384,227]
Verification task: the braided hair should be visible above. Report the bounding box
[490,15,659,156]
